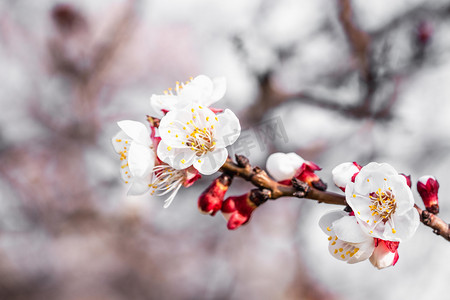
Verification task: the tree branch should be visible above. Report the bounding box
[220,155,450,242]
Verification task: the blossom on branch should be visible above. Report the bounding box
[319,210,375,264]
[344,162,420,242]
[417,175,440,214]
[112,120,201,207]
[157,103,241,175]
[266,152,326,190]
[112,120,156,196]
[320,210,402,269]
[150,75,226,117]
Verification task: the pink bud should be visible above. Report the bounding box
[294,161,327,191]
[370,239,399,269]
[198,174,232,216]
[400,173,412,188]
[221,193,257,230]
[417,175,439,214]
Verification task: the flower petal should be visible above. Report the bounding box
[179,75,213,104]
[209,77,226,105]
[117,120,151,146]
[319,210,347,235]
[332,215,372,243]
[266,152,305,181]
[128,141,155,178]
[157,140,196,170]
[193,148,228,175]
[215,109,241,148]
[112,130,131,153]
[150,94,185,117]
[127,179,151,196]
[388,174,415,215]
[382,208,420,241]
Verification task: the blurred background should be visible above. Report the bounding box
[1,0,450,299]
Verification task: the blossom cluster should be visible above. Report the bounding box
[323,162,421,269]
[112,75,241,207]
[111,75,438,270]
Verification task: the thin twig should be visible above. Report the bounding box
[220,155,450,242]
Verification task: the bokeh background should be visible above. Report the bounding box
[1,0,450,299]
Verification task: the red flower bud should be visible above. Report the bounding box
[221,192,258,230]
[294,161,327,191]
[370,239,400,269]
[198,174,232,216]
[400,173,412,188]
[417,175,439,214]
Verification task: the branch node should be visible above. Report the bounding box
[235,154,250,168]
[291,178,310,198]
[249,188,270,206]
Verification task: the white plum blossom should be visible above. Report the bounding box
[332,162,361,191]
[150,75,226,117]
[319,210,375,264]
[157,102,240,175]
[266,152,305,181]
[112,120,201,207]
[111,120,156,196]
[345,162,420,242]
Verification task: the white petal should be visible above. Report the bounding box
[208,77,226,105]
[388,175,415,215]
[127,179,150,196]
[382,208,420,242]
[418,175,435,185]
[112,131,131,153]
[157,140,196,170]
[318,210,347,235]
[345,184,374,222]
[150,94,183,117]
[179,75,213,104]
[332,162,359,189]
[347,239,375,264]
[215,109,241,148]
[128,141,155,178]
[332,215,372,243]
[193,148,228,175]
[117,120,151,146]
[266,152,305,181]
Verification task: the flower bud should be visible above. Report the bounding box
[294,161,327,191]
[417,175,439,214]
[266,152,327,190]
[400,173,412,188]
[221,189,266,230]
[198,173,232,216]
[332,162,361,192]
[369,239,399,269]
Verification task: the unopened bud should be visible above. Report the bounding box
[417,175,439,214]
[400,173,412,188]
[294,161,327,191]
[198,174,232,216]
[370,239,400,270]
[221,190,262,230]
[332,162,361,192]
